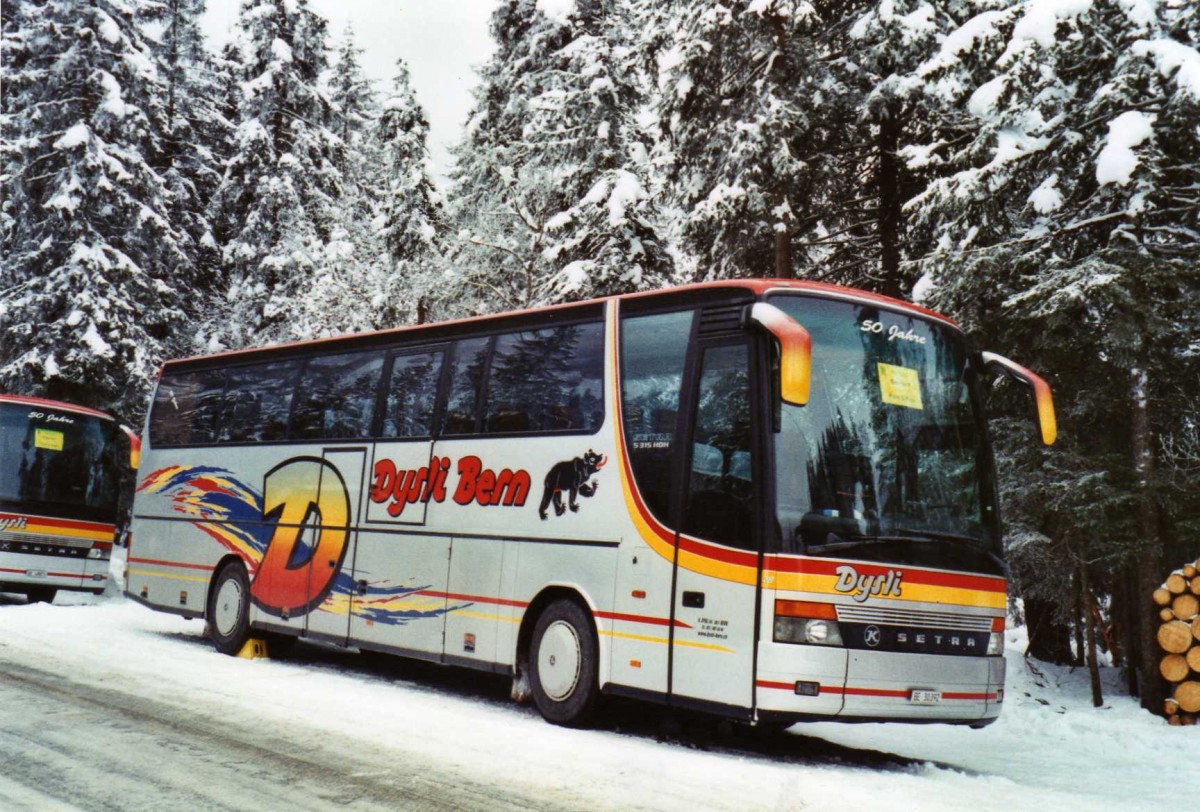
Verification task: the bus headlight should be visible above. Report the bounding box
[986,616,1005,656]
[773,600,844,646]
[986,632,1003,656]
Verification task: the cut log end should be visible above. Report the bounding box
[1172,593,1200,620]
[1158,620,1194,654]
[1175,681,1200,714]
[1154,587,1174,606]
[1161,654,1190,683]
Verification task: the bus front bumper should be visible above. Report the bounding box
[756,643,1004,725]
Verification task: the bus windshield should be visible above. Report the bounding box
[768,294,999,571]
[0,403,122,523]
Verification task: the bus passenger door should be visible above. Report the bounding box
[302,447,369,645]
[349,440,449,658]
[670,340,760,715]
[251,450,365,645]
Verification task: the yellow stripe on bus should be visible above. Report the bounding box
[451,609,520,624]
[19,522,111,542]
[127,568,211,584]
[600,629,734,654]
[766,571,1007,610]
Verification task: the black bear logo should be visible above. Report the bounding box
[538,449,607,520]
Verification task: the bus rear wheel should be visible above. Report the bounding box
[208,562,251,656]
[529,599,598,727]
[26,587,56,604]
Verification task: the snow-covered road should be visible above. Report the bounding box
[0,588,1192,812]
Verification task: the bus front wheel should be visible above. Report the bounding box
[208,563,251,656]
[26,587,56,604]
[529,599,598,727]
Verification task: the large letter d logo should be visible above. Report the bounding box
[251,457,350,616]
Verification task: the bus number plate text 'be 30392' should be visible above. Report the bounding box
[908,689,941,705]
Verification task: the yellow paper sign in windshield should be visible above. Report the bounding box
[34,428,64,451]
[877,363,923,410]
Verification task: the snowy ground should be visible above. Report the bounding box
[0,552,1194,811]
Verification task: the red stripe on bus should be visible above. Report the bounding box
[126,557,216,572]
[431,591,529,609]
[0,567,89,579]
[764,555,1006,593]
[0,394,115,420]
[595,610,689,629]
[675,534,759,569]
[0,513,116,535]
[755,681,995,701]
[755,680,796,691]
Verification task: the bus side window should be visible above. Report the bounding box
[382,350,443,438]
[485,322,604,434]
[292,351,385,440]
[442,337,491,436]
[221,361,298,443]
[619,309,694,525]
[682,344,754,549]
[150,368,225,446]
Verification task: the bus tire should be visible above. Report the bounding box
[529,599,598,727]
[26,587,56,604]
[208,562,251,656]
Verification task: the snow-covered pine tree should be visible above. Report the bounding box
[654,0,823,281]
[450,0,670,312]
[814,1,958,297]
[208,0,343,347]
[906,0,1200,706]
[371,58,445,327]
[154,0,229,302]
[293,24,382,338]
[0,0,187,418]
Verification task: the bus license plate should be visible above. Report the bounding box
[26,569,47,579]
[909,689,941,705]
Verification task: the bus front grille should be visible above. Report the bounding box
[835,605,994,632]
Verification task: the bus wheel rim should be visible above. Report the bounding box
[214,576,244,638]
[538,620,581,701]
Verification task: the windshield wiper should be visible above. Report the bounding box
[808,532,941,553]
[894,527,1008,572]
[808,529,1008,574]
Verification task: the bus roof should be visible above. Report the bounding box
[0,394,116,421]
[161,278,958,370]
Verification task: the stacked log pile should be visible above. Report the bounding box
[1154,559,1200,725]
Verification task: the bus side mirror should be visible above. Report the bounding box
[980,352,1057,446]
[121,425,142,470]
[747,303,812,406]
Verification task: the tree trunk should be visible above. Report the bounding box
[1024,595,1073,664]
[775,227,793,279]
[1131,367,1167,712]
[1082,564,1103,707]
[1118,565,1140,695]
[875,100,904,298]
[1073,569,1086,667]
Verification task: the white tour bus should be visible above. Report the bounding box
[1,394,139,603]
[128,280,1055,727]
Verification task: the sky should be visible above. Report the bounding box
[199,0,500,181]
